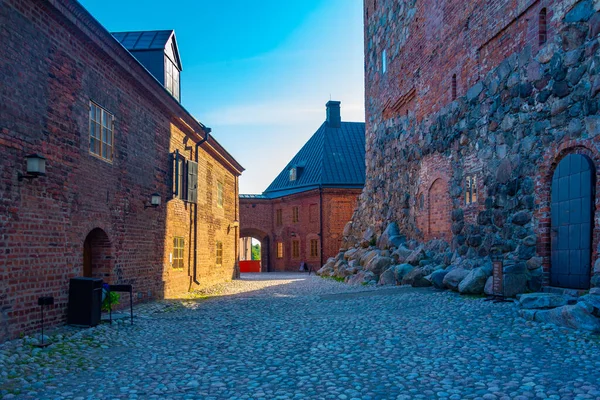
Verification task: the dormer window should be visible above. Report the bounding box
[111,30,182,103]
[289,167,297,181]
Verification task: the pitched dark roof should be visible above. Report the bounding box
[111,30,182,70]
[262,121,365,198]
[111,30,172,51]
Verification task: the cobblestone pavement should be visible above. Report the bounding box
[2,273,600,400]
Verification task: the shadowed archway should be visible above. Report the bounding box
[83,228,113,282]
[239,228,270,272]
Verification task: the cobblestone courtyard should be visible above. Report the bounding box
[2,273,600,400]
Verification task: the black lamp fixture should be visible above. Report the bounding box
[18,154,46,181]
[35,296,54,348]
[144,193,161,209]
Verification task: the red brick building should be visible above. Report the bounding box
[240,102,365,272]
[0,0,243,341]
[346,0,600,291]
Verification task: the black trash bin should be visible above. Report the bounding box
[67,277,103,326]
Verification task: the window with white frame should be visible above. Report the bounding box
[89,102,114,162]
[217,181,224,208]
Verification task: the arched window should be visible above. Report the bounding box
[452,74,457,100]
[539,8,547,46]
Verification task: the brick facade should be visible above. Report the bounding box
[0,0,243,342]
[240,189,361,272]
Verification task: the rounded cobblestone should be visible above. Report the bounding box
[1,273,600,399]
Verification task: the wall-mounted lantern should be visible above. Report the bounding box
[144,193,161,209]
[18,154,46,181]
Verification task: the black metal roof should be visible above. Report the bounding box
[261,121,365,198]
[111,30,182,70]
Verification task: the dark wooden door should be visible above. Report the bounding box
[551,154,593,289]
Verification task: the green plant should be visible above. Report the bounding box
[101,291,120,312]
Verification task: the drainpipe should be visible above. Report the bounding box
[193,128,211,284]
[319,185,324,269]
[234,174,240,279]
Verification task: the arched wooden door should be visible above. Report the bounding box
[551,154,594,289]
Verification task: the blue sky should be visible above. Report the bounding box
[81,0,365,193]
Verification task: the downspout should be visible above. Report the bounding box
[234,174,239,279]
[319,185,324,269]
[193,128,211,284]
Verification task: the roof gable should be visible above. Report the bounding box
[263,121,365,198]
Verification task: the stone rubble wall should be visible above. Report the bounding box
[340,1,600,292]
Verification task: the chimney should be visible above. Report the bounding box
[326,100,341,128]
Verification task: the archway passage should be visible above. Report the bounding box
[428,179,452,242]
[83,228,112,281]
[239,228,270,272]
[551,154,594,289]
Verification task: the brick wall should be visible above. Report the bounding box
[0,0,241,341]
[364,0,568,123]
[239,188,360,272]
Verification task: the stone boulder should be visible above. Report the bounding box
[346,270,376,286]
[377,222,405,249]
[484,276,494,296]
[443,267,470,291]
[337,262,358,278]
[343,248,360,261]
[402,267,432,287]
[391,263,414,283]
[362,226,376,243]
[378,268,396,286]
[578,294,600,314]
[429,269,449,289]
[519,293,568,309]
[503,273,528,297]
[533,302,600,333]
[365,256,394,275]
[333,258,347,274]
[342,221,353,237]
[359,249,381,267]
[317,258,335,276]
[458,267,490,294]
[405,247,426,266]
[392,246,413,264]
